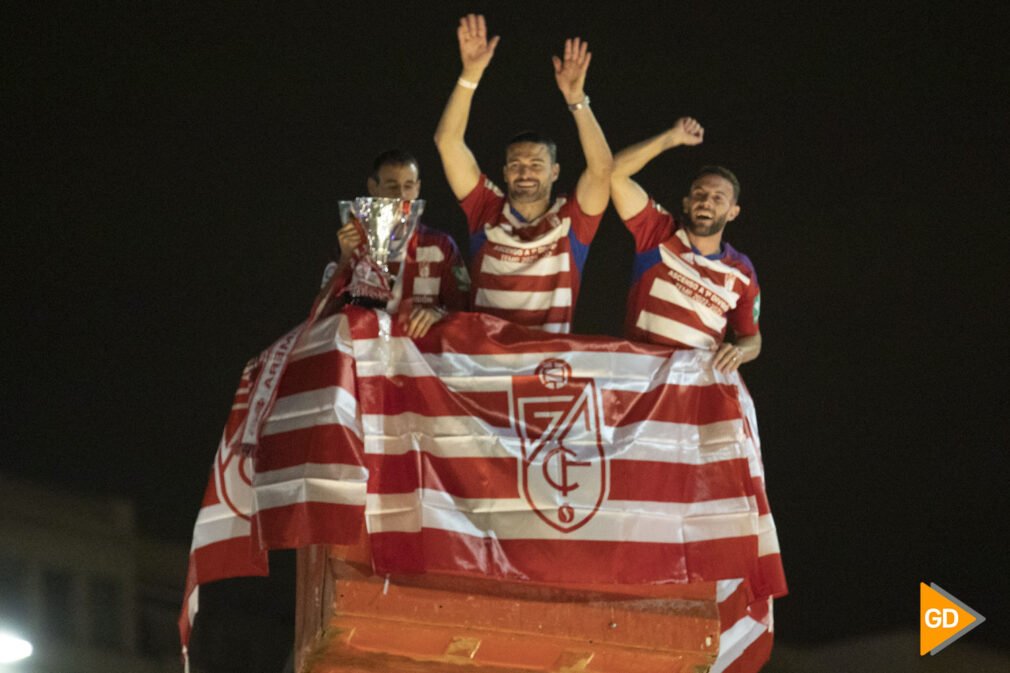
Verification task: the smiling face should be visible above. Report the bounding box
[367,161,421,200]
[503,142,559,204]
[681,173,740,238]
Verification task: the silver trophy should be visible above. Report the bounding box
[338,197,425,279]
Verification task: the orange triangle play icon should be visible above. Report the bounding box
[920,583,985,655]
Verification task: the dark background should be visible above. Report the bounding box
[4,0,1008,665]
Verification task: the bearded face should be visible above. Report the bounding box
[682,174,740,238]
[686,210,730,237]
[503,142,559,204]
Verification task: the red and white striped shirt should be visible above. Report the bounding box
[460,175,602,333]
[624,199,760,350]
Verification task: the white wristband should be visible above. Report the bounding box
[457,77,478,90]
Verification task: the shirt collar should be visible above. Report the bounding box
[678,226,726,260]
[509,204,529,223]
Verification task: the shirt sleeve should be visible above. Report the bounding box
[622,197,675,253]
[459,173,505,235]
[559,190,604,245]
[727,277,761,337]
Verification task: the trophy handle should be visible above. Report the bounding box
[338,200,353,225]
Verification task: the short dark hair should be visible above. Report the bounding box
[506,131,558,163]
[693,165,741,202]
[371,149,419,180]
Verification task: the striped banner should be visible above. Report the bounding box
[181,307,786,672]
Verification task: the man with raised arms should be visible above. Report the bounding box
[324,149,470,338]
[434,14,612,333]
[610,117,761,373]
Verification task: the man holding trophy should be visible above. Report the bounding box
[434,14,613,333]
[322,149,470,338]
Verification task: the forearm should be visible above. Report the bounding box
[571,103,613,215]
[712,332,761,373]
[612,128,680,178]
[434,70,484,199]
[610,132,659,219]
[733,333,762,363]
[571,104,612,179]
[433,68,482,148]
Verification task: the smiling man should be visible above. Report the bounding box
[434,14,612,333]
[611,117,761,373]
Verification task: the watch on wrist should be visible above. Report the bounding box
[567,95,590,112]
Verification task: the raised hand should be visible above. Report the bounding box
[669,117,705,147]
[457,14,500,75]
[552,38,591,105]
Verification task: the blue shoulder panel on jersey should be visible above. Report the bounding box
[631,247,662,286]
[568,229,591,276]
[469,228,488,258]
[722,243,758,284]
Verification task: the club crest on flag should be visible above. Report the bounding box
[216,438,255,521]
[513,360,607,533]
[536,357,571,389]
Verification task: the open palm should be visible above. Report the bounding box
[552,37,591,104]
[457,14,499,72]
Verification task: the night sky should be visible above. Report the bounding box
[4,0,1008,658]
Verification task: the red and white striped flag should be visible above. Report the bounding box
[179,258,363,667]
[178,316,366,668]
[181,307,787,672]
[178,359,268,669]
[344,307,786,672]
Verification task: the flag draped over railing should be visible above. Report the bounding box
[180,307,786,673]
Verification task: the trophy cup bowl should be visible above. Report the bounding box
[338,197,425,275]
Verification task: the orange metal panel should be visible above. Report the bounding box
[296,544,720,673]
